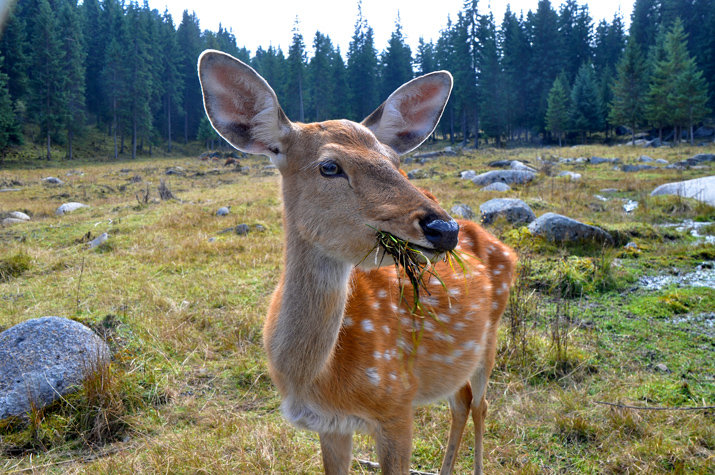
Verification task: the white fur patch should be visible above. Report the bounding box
[362,319,375,332]
[366,367,380,385]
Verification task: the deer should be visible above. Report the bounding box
[198,49,517,475]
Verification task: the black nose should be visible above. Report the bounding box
[419,215,459,252]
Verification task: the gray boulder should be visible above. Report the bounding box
[459,170,477,180]
[588,156,615,165]
[2,218,27,226]
[528,212,613,245]
[655,158,668,165]
[0,316,110,420]
[557,171,581,180]
[650,176,715,206]
[487,160,512,168]
[407,168,428,180]
[622,164,656,172]
[510,161,537,172]
[450,203,475,220]
[638,155,654,162]
[668,153,715,169]
[471,170,535,186]
[481,182,511,192]
[56,202,89,216]
[42,177,64,185]
[216,206,230,216]
[88,232,109,249]
[480,198,535,226]
[9,211,30,221]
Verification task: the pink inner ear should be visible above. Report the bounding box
[399,82,441,127]
[211,63,258,120]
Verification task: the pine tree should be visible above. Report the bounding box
[415,38,436,75]
[81,0,105,125]
[664,19,710,144]
[0,56,22,154]
[286,19,307,122]
[308,32,334,122]
[570,63,602,143]
[593,14,626,78]
[380,17,413,100]
[59,0,87,160]
[609,38,648,146]
[500,7,529,141]
[28,0,66,160]
[645,26,670,141]
[346,1,379,120]
[558,0,593,81]
[328,47,348,119]
[630,0,661,51]
[176,10,203,143]
[0,1,29,116]
[477,12,505,146]
[545,74,570,146]
[526,0,561,134]
[157,10,184,152]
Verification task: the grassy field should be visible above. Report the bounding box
[1,143,714,473]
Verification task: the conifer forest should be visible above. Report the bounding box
[0,0,713,158]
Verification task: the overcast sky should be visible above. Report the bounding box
[146,0,635,55]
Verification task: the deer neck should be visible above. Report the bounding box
[265,213,353,394]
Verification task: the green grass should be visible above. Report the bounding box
[1,143,714,473]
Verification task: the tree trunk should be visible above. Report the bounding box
[68,129,73,160]
[184,113,188,144]
[298,76,305,122]
[461,109,467,147]
[449,104,455,144]
[167,95,172,153]
[631,122,635,147]
[473,106,479,149]
[132,117,137,159]
[46,128,51,161]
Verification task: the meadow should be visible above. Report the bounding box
[1,143,714,473]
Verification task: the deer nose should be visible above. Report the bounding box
[419,215,459,252]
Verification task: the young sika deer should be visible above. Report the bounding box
[198,50,516,474]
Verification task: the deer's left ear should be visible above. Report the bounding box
[361,71,452,155]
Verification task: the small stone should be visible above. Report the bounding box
[450,203,475,220]
[253,224,267,232]
[654,363,670,373]
[56,202,89,216]
[88,232,109,249]
[459,170,477,180]
[623,200,639,213]
[638,155,654,162]
[2,218,27,226]
[9,211,30,221]
[481,182,511,192]
[42,177,64,185]
[480,198,536,226]
[558,171,581,180]
[216,206,230,216]
[235,224,250,235]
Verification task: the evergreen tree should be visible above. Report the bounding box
[80,0,104,125]
[346,1,379,120]
[157,10,184,152]
[569,63,602,142]
[525,0,561,133]
[28,0,66,160]
[477,12,505,146]
[664,19,710,144]
[176,10,203,143]
[0,56,22,153]
[415,38,436,75]
[609,38,649,145]
[252,45,287,104]
[286,19,307,122]
[59,0,87,160]
[645,26,670,141]
[593,14,626,77]
[308,32,334,122]
[380,17,413,100]
[0,1,29,117]
[558,0,593,81]
[545,74,570,146]
[328,47,348,119]
[630,0,661,51]
[500,7,529,141]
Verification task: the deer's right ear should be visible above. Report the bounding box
[198,50,291,161]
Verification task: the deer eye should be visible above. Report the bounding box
[319,160,345,178]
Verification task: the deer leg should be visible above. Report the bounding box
[439,384,472,475]
[470,366,489,475]
[319,432,353,475]
[375,416,414,475]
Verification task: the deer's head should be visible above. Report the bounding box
[198,50,457,266]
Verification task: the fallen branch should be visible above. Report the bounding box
[594,401,715,411]
[356,458,436,475]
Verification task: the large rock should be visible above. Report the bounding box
[480,198,535,225]
[622,164,656,172]
[42,177,64,185]
[450,203,475,220]
[471,170,535,186]
[0,317,110,420]
[650,176,715,206]
[528,212,613,245]
[481,182,511,192]
[668,154,715,169]
[459,170,477,180]
[510,161,537,172]
[56,202,89,216]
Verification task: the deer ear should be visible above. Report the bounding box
[198,50,291,160]
[362,71,452,155]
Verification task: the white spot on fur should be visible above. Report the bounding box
[454,322,466,331]
[437,314,450,323]
[389,372,398,381]
[448,288,461,297]
[373,350,382,360]
[377,289,388,299]
[503,250,510,257]
[470,303,481,311]
[423,319,435,331]
[390,302,398,312]
[423,297,439,307]
[492,301,499,310]
[371,301,380,311]
[435,332,456,343]
[365,367,380,385]
[383,325,391,334]
[362,319,374,332]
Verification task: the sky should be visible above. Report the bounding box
[147,0,635,55]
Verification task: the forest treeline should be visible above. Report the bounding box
[0,0,713,160]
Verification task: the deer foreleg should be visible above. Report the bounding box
[320,432,353,475]
[439,384,472,474]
